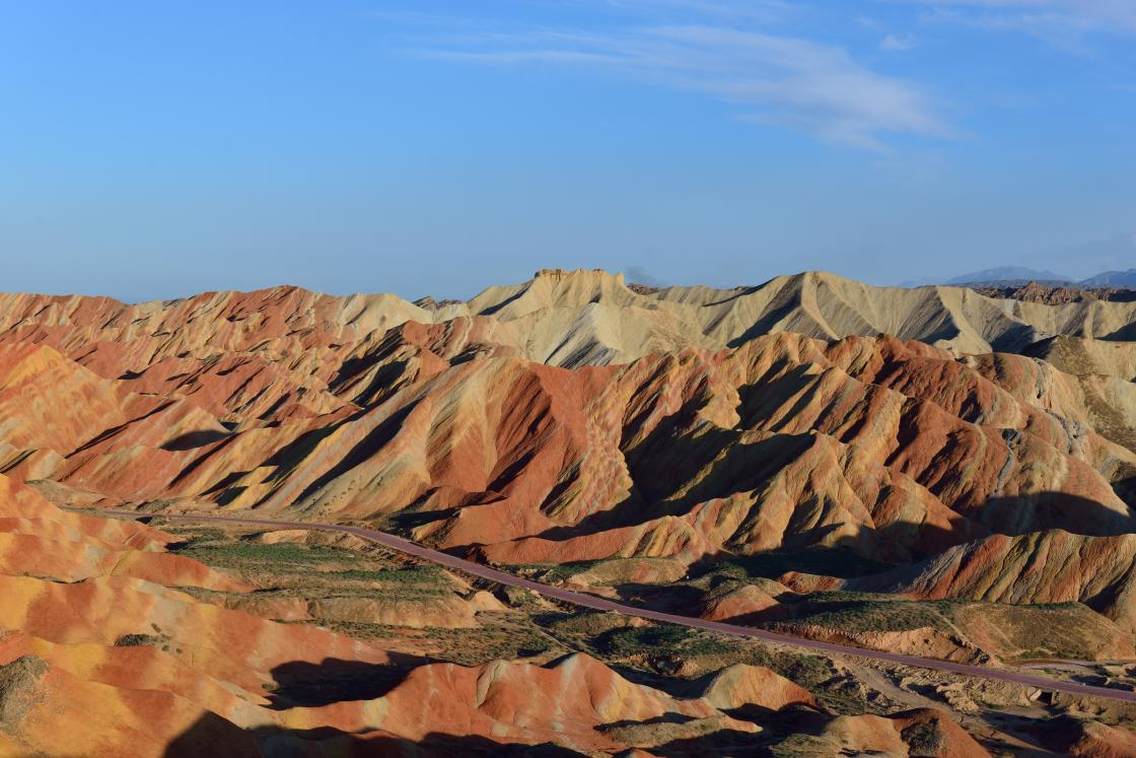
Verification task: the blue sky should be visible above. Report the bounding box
[1,1,1133,301]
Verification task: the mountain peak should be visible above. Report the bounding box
[533,268,627,286]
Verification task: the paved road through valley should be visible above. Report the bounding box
[107,509,1136,705]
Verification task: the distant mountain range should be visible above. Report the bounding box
[944,266,1070,286]
[1082,269,1136,288]
[920,266,1136,289]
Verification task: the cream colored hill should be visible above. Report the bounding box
[1025,335,1136,381]
[4,269,1136,373]
[463,268,1136,362]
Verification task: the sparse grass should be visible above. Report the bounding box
[167,527,228,546]
[595,624,735,659]
[174,540,355,567]
[170,531,462,615]
[317,621,401,640]
[538,610,639,640]
[700,548,891,581]
[421,622,556,665]
[769,734,839,756]
[515,560,603,582]
[901,721,946,755]
[114,633,164,647]
[113,626,182,654]
[952,601,1128,662]
[775,599,951,634]
[329,566,445,584]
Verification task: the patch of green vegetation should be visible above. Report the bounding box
[270,582,449,601]
[498,586,548,610]
[595,625,735,659]
[702,548,891,581]
[793,590,906,604]
[330,566,445,584]
[772,652,839,689]
[537,611,638,640]
[113,625,182,654]
[514,560,603,582]
[951,601,1126,662]
[167,527,228,547]
[174,540,358,568]
[901,721,945,754]
[779,599,950,634]
[1028,601,1084,611]
[173,534,463,615]
[318,621,401,640]
[769,734,839,756]
[114,633,164,647]
[422,624,556,666]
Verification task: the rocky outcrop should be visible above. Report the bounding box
[699,663,815,711]
[818,708,990,757]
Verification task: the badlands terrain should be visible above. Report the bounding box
[2,268,1136,755]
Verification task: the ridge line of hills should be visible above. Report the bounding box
[4,268,1136,366]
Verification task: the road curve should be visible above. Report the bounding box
[108,509,1136,705]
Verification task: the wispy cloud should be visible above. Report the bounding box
[896,0,1136,48]
[593,0,800,22]
[411,9,948,150]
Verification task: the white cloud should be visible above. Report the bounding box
[415,15,948,149]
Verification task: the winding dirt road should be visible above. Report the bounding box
[110,509,1136,705]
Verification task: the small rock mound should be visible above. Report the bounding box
[821,708,990,757]
[1054,716,1136,758]
[700,664,815,711]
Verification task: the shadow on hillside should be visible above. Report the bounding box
[597,712,695,731]
[163,712,782,757]
[161,653,803,756]
[266,653,434,709]
[529,485,1136,585]
[289,403,417,507]
[164,717,587,757]
[161,429,231,451]
[623,728,769,757]
[972,490,1136,537]
[162,711,260,757]
[595,702,834,758]
[1115,475,1136,509]
[686,543,892,582]
[725,304,804,349]
[332,357,409,407]
[529,427,816,544]
[510,338,1136,550]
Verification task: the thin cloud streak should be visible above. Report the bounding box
[896,0,1136,45]
[414,15,949,150]
[596,0,800,22]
